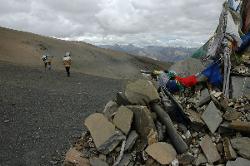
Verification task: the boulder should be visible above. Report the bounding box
[247,114,250,122]
[113,106,133,135]
[103,100,119,120]
[118,154,133,166]
[197,89,211,107]
[98,154,106,161]
[226,157,250,166]
[63,148,90,166]
[145,142,177,165]
[223,109,242,121]
[231,76,250,98]
[84,113,125,154]
[200,135,221,163]
[231,137,250,159]
[219,97,230,111]
[185,109,205,127]
[125,79,160,105]
[169,58,205,77]
[193,153,207,166]
[201,101,223,133]
[127,106,158,145]
[177,153,195,165]
[124,130,138,151]
[244,104,250,112]
[216,142,224,154]
[223,137,237,160]
[228,121,250,133]
[89,157,109,166]
[156,121,165,141]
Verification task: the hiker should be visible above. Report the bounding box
[47,55,53,70]
[63,52,72,77]
[41,54,48,71]
[154,62,222,93]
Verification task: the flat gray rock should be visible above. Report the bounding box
[145,142,177,165]
[231,137,250,159]
[223,109,242,121]
[200,135,221,163]
[231,76,250,98]
[178,153,195,165]
[118,154,133,166]
[226,157,250,166]
[228,121,250,133]
[247,114,250,122]
[90,157,108,166]
[113,106,133,135]
[185,109,204,127]
[64,148,90,166]
[193,153,207,166]
[201,101,223,133]
[199,88,210,103]
[125,79,160,105]
[124,130,138,151]
[223,137,237,160]
[127,106,158,145]
[84,113,125,154]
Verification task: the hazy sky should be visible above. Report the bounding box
[0,0,225,47]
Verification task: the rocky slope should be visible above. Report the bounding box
[0,27,170,79]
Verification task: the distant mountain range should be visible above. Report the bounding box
[99,44,197,62]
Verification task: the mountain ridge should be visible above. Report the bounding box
[99,44,197,62]
[0,26,171,79]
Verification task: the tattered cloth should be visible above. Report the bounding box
[237,32,250,53]
[158,72,182,93]
[201,62,222,87]
[228,0,241,12]
[158,66,221,94]
[173,62,222,88]
[158,62,223,93]
[175,75,197,87]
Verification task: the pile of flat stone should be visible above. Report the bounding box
[63,78,250,166]
[172,86,250,165]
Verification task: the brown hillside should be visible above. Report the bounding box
[0,27,170,79]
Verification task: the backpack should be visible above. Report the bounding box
[42,55,47,61]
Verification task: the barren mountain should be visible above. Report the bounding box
[0,27,170,79]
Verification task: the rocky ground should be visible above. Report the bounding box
[62,56,250,166]
[0,61,125,166]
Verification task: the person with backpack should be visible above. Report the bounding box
[47,54,53,70]
[63,52,72,77]
[41,54,48,71]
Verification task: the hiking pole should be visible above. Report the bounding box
[151,103,188,154]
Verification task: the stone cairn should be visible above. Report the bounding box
[62,71,250,166]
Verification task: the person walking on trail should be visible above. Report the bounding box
[47,55,53,70]
[42,54,53,71]
[41,54,48,71]
[63,52,72,77]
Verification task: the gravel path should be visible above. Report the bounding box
[0,61,125,166]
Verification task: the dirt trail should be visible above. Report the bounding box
[0,61,125,166]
